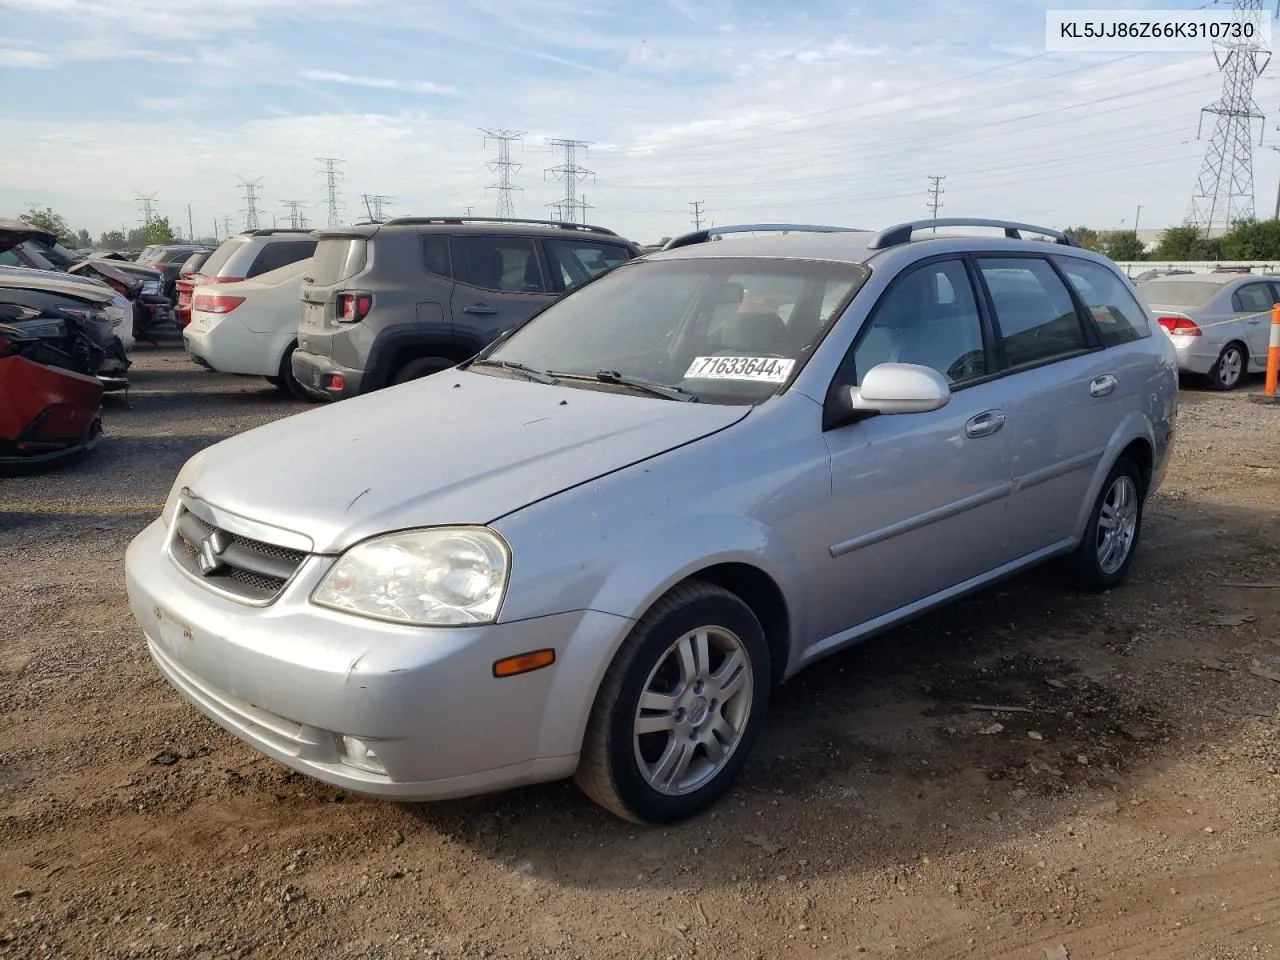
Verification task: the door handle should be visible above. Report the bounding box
[462,304,497,315]
[964,410,1006,439]
[1089,374,1118,397]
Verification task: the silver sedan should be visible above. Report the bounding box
[1136,273,1278,389]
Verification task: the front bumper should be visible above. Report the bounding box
[124,517,631,801]
[290,349,363,402]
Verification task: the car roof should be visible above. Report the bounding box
[642,230,1124,271]
[1138,273,1273,287]
[318,218,632,245]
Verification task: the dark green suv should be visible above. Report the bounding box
[292,217,640,401]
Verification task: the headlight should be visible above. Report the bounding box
[312,527,510,626]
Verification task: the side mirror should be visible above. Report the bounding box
[848,362,951,415]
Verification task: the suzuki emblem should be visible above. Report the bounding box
[197,529,230,576]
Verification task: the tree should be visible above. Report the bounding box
[1063,226,1103,252]
[1102,230,1145,262]
[145,216,176,244]
[1219,218,1280,259]
[1153,225,1221,261]
[75,228,91,249]
[19,206,74,244]
[98,229,126,249]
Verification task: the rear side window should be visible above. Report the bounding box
[977,258,1087,368]
[543,239,632,291]
[247,240,316,278]
[1231,281,1275,313]
[1058,258,1150,348]
[199,238,248,277]
[310,238,368,286]
[451,236,545,293]
[422,235,451,278]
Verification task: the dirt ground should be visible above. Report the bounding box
[2,346,1279,960]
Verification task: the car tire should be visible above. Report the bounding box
[1067,456,1144,593]
[1206,341,1247,390]
[391,357,453,385]
[574,581,771,824]
[275,343,310,401]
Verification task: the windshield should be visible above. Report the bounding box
[1137,279,1222,307]
[479,257,867,404]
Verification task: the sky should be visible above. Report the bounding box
[1,0,1277,245]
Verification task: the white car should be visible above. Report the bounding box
[183,258,313,398]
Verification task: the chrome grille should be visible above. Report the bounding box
[169,505,308,604]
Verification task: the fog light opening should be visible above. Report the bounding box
[337,735,386,775]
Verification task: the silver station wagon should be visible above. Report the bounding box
[124,218,1179,824]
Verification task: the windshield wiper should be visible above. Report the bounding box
[591,369,699,402]
[469,359,559,385]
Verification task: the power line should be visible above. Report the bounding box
[482,129,525,219]
[927,175,946,219]
[545,138,595,223]
[237,177,263,231]
[1187,0,1272,232]
[690,200,705,230]
[316,157,345,228]
[281,200,307,230]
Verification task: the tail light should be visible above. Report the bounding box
[1157,316,1201,336]
[193,294,246,314]
[337,293,373,322]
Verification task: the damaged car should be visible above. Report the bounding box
[0,268,132,391]
[0,315,104,470]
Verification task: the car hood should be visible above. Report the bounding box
[0,266,114,304]
[0,218,56,254]
[181,370,751,553]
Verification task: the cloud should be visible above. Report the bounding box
[0,47,52,68]
[299,69,458,96]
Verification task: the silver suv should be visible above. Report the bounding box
[125,219,1178,824]
[291,217,639,401]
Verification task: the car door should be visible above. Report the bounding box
[818,257,1020,638]
[1245,281,1280,366]
[448,235,556,350]
[976,255,1123,557]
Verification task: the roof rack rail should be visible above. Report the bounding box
[242,228,317,237]
[867,218,1078,250]
[663,223,866,251]
[380,216,619,237]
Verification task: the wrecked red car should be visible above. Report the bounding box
[0,318,104,470]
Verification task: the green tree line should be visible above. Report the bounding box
[1065,219,1280,261]
[17,204,178,251]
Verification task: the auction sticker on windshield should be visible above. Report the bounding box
[685,356,795,383]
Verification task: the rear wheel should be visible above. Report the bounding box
[391,356,453,385]
[274,342,310,400]
[575,581,771,824]
[1067,456,1144,592]
[1206,341,1247,390]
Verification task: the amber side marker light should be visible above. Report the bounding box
[493,649,556,678]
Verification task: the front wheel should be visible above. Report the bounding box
[575,581,771,824]
[1067,456,1144,592]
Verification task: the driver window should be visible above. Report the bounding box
[853,259,988,385]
